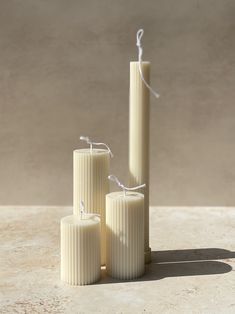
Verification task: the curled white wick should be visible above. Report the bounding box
[108,174,146,197]
[79,200,101,220]
[80,200,85,219]
[136,29,160,99]
[80,136,113,157]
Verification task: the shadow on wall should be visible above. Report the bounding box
[98,248,234,284]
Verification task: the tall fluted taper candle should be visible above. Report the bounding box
[61,214,101,285]
[73,148,110,265]
[106,191,145,280]
[129,61,151,263]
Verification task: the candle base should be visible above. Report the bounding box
[145,247,152,264]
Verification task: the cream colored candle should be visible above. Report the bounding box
[61,213,101,285]
[73,144,110,265]
[129,61,151,263]
[106,176,145,280]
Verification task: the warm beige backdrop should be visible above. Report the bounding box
[0,0,234,206]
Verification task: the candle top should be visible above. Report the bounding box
[74,148,110,155]
[108,175,145,197]
[130,61,150,64]
[107,191,144,201]
[79,136,113,157]
[134,28,160,98]
[61,214,100,226]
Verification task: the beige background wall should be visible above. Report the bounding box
[0,0,234,206]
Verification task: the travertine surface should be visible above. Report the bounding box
[0,206,234,313]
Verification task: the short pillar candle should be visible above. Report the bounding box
[61,214,101,285]
[73,147,110,265]
[106,190,145,280]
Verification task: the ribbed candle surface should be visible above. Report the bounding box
[129,61,151,263]
[106,191,145,280]
[73,148,110,265]
[61,214,101,285]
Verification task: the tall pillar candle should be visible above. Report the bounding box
[129,61,151,263]
[61,214,101,285]
[73,148,110,265]
[106,191,145,280]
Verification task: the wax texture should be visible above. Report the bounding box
[106,191,145,280]
[60,214,101,285]
[129,61,151,263]
[73,148,110,265]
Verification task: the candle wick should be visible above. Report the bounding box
[80,136,113,157]
[136,29,160,99]
[80,201,85,219]
[136,29,144,62]
[108,175,146,195]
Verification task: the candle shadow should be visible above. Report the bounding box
[97,248,234,284]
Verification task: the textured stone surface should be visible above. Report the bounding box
[0,1,235,206]
[0,206,234,313]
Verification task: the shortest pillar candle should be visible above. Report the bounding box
[61,214,101,285]
[106,188,145,280]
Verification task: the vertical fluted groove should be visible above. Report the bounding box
[106,192,145,280]
[129,62,150,259]
[73,149,110,265]
[60,215,101,285]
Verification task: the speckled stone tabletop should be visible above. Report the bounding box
[0,206,234,313]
